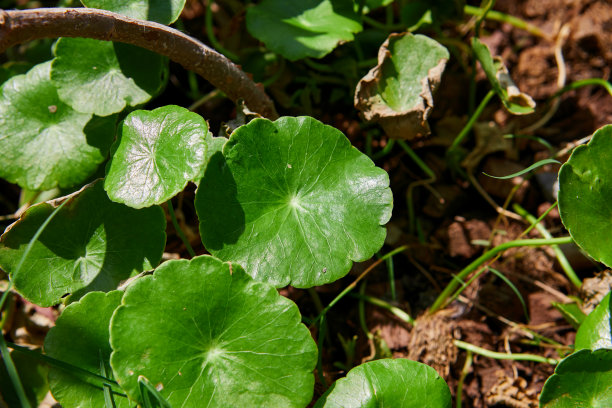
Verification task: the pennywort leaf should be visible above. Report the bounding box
[81,0,187,25]
[540,349,612,407]
[44,291,129,408]
[0,61,115,190]
[51,38,168,117]
[110,255,317,407]
[314,358,452,407]
[558,125,612,267]
[104,105,208,208]
[195,116,393,288]
[0,181,166,306]
[246,0,362,61]
[575,291,612,351]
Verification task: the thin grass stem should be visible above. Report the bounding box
[464,5,547,38]
[167,200,196,258]
[456,350,472,408]
[449,90,496,152]
[513,203,580,288]
[454,340,558,364]
[350,292,415,325]
[552,78,612,98]
[429,237,574,314]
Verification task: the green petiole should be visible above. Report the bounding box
[454,339,558,365]
[464,5,547,38]
[350,292,415,325]
[430,236,574,314]
[166,199,196,258]
[513,203,581,288]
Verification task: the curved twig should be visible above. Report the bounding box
[0,8,278,119]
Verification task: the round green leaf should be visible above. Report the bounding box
[314,359,451,408]
[0,181,166,306]
[540,349,612,407]
[246,0,362,61]
[81,0,186,24]
[558,125,612,266]
[575,291,612,350]
[110,255,317,407]
[104,105,208,208]
[52,38,167,117]
[0,61,114,190]
[195,116,393,288]
[44,291,129,408]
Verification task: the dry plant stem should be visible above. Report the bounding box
[510,274,573,303]
[456,294,566,349]
[490,181,525,235]
[467,173,522,221]
[555,135,592,159]
[0,8,278,119]
[520,24,569,134]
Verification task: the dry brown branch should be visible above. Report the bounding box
[0,7,278,119]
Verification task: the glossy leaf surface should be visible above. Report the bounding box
[104,105,208,208]
[314,358,451,407]
[0,182,166,306]
[81,0,186,24]
[246,0,362,60]
[355,33,449,139]
[52,38,167,117]
[0,61,114,190]
[575,291,612,350]
[44,291,129,408]
[110,255,317,407]
[195,116,393,288]
[558,125,612,267]
[540,349,612,407]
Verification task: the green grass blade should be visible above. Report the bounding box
[7,342,126,397]
[138,375,172,408]
[99,349,116,408]
[430,236,574,314]
[0,336,31,408]
[488,267,529,321]
[483,158,560,179]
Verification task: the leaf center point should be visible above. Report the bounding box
[288,194,303,210]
